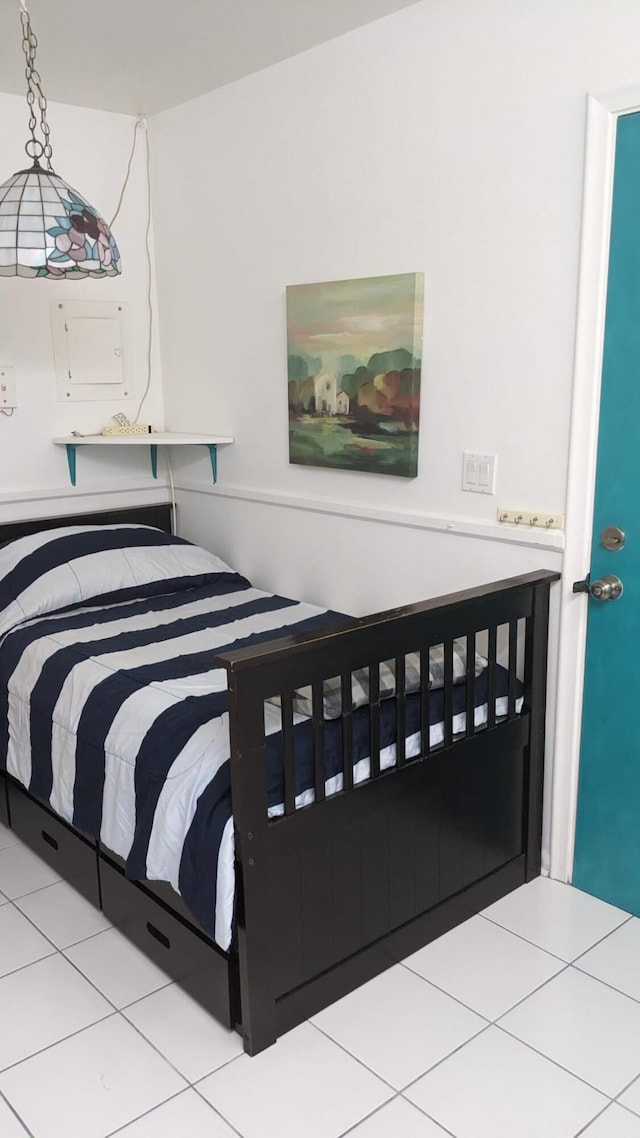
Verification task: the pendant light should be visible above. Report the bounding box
[0,0,121,279]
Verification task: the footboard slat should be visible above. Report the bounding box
[466,631,476,737]
[312,681,325,804]
[369,664,381,779]
[341,673,354,791]
[443,640,454,747]
[420,647,431,754]
[508,620,519,720]
[281,692,296,816]
[487,625,497,729]
[395,655,406,767]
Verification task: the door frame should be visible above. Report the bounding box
[550,85,640,882]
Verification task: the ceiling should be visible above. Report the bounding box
[0,0,424,117]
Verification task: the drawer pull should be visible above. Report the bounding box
[41,829,59,851]
[146,921,171,950]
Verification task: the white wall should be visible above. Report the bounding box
[148,0,640,611]
[0,94,167,524]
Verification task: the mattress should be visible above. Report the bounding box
[0,524,521,952]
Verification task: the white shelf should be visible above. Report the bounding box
[53,432,234,446]
[53,432,234,485]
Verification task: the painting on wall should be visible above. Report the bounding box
[287,272,424,478]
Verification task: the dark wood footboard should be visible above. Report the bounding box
[217,570,559,1055]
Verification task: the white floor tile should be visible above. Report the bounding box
[0,1095,30,1137]
[0,1015,186,1138]
[405,1025,607,1138]
[123,982,243,1082]
[0,822,19,850]
[64,926,172,1008]
[0,954,111,1070]
[576,917,640,1003]
[312,963,486,1089]
[403,913,564,1020]
[198,1022,392,1138]
[112,1089,239,1137]
[0,843,62,899]
[498,966,640,1097]
[482,877,629,961]
[620,1073,640,1117]
[15,879,112,949]
[580,1104,640,1137]
[346,1096,451,1136]
[0,903,55,977]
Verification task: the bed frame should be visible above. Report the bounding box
[0,503,560,1055]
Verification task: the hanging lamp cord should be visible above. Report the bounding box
[19,0,53,169]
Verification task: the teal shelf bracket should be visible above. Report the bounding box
[58,437,224,486]
[205,444,218,483]
[65,443,78,487]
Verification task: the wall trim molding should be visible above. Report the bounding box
[0,479,169,510]
[175,477,565,552]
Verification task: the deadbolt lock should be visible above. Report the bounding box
[601,526,625,551]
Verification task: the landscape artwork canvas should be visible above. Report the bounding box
[287,272,424,477]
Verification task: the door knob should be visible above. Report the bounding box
[590,574,623,601]
[572,574,623,600]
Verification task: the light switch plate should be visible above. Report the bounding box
[462,451,497,494]
[0,365,17,409]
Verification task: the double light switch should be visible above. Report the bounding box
[462,451,497,495]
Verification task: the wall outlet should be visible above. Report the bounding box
[0,366,17,409]
[497,508,565,530]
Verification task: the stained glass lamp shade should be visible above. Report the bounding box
[0,166,121,279]
[0,1,121,280]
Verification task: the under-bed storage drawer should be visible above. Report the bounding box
[100,860,233,1028]
[6,781,100,906]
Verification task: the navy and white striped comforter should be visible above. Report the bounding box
[0,524,345,950]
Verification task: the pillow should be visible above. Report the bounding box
[0,523,242,640]
[289,641,487,720]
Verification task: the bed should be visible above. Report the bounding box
[0,502,559,1055]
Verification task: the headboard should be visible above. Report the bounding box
[0,503,173,545]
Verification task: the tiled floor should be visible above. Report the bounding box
[1,820,640,1138]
